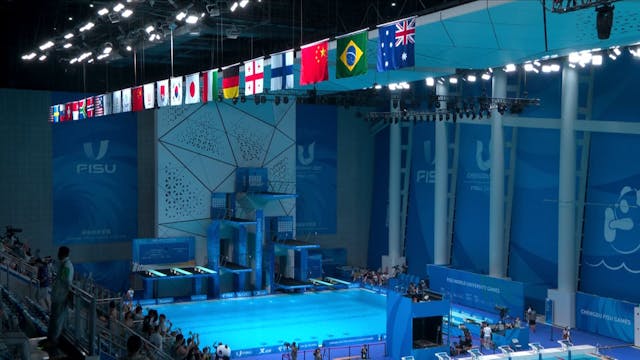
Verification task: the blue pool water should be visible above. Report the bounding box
[148,289,387,353]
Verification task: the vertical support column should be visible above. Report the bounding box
[548,61,578,327]
[384,96,403,271]
[434,83,449,265]
[206,221,221,269]
[295,249,309,281]
[489,69,506,278]
[254,209,264,291]
[234,226,248,291]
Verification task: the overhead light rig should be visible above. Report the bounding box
[364,95,540,123]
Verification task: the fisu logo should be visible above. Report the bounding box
[415,140,436,184]
[297,142,315,166]
[475,140,491,171]
[76,140,117,174]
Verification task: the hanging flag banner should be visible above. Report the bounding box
[300,39,329,85]
[94,94,109,116]
[222,64,240,99]
[78,98,87,119]
[244,57,264,96]
[51,105,59,123]
[171,76,183,106]
[86,96,94,118]
[201,69,218,103]
[112,90,122,114]
[377,16,415,71]
[336,29,368,79]
[65,102,73,121]
[185,72,200,104]
[132,86,144,111]
[156,79,169,107]
[72,101,80,120]
[143,83,155,109]
[270,49,294,91]
[122,87,132,112]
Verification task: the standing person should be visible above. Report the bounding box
[313,347,322,360]
[562,327,571,342]
[360,344,368,359]
[290,342,298,360]
[482,323,492,350]
[527,306,537,333]
[46,246,74,353]
[35,257,52,310]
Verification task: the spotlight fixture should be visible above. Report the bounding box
[145,25,155,33]
[39,41,54,51]
[239,0,249,8]
[481,73,491,81]
[185,15,199,24]
[466,75,476,82]
[596,4,614,40]
[38,54,47,61]
[230,2,239,11]
[98,7,109,16]
[64,33,74,39]
[232,97,238,104]
[121,9,133,18]
[240,95,246,103]
[176,11,187,21]
[63,43,72,49]
[425,77,435,87]
[113,3,124,12]
[283,96,289,104]
[274,96,281,105]
[260,95,267,104]
[504,64,517,72]
[126,45,132,51]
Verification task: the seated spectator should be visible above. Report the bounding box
[125,334,150,360]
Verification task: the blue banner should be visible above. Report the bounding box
[405,122,435,276]
[132,237,195,265]
[296,104,337,234]
[427,265,524,319]
[368,127,390,270]
[581,133,640,302]
[75,260,131,292]
[452,124,491,273]
[575,292,634,343]
[508,128,560,307]
[52,113,137,244]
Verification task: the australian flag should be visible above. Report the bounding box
[377,17,416,72]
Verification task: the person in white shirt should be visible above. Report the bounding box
[482,324,492,350]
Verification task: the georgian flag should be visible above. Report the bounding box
[270,49,294,91]
[156,79,169,107]
[244,57,264,95]
[171,76,183,106]
[201,69,218,103]
[185,72,200,104]
[122,87,132,112]
[112,90,122,114]
[144,83,155,109]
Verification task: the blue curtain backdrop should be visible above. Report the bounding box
[368,127,390,271]
[52,112,138,245]
[451,123,491,273]
[296,104,337,234]
[405,122,435,276]
[580,133,640,303]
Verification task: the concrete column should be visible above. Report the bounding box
[434,83,449,265]
[489,69,506,277]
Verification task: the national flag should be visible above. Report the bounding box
[58,103,66,122]
[336,30,368,79]
[144,83,155,109]
[112,90,122,113]
[51,105,59,123]
[65,102,73,121]
[122,88,132,112]
[185,72,200,104]
[132,86,144,111]
[201,69,218,103]
[86,96,94,118]
[244,57,264,95]
[300,39,329,85]
[72,101,80,120]
[270,49,294,91]
[171,76,183,106]
[222,65,240,99]
[157,79,169,107]
[94,95,105,116]
[377,17,415,71]
[78,98,87,119]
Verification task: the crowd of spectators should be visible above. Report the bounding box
[351,267,391,287]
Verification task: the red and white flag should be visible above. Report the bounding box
[185,72,200,104]
[201,69,218,103]
[112,90,122,113]
[170,76,183,106]
[132,86,144,112]
[156,79,169,107]
[144,83,155,109]
[244,57,264,95]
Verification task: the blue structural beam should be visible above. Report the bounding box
[234,226,248,291]
[207,221,221,298]
[295,249,309,282]
[254,209,264,291]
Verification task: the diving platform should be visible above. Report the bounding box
[275,277,314,291]
[274,239,320,250]
[310,278,334,286]
[220,261,253,274]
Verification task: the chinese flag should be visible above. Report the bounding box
[132,86,144,111]
[300,39,329,85]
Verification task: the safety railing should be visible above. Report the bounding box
[0,246,39,297]
[281,342,386,360]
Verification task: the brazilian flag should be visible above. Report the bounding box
[336,31,367,79]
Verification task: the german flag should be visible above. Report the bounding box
[222,64,240,99]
